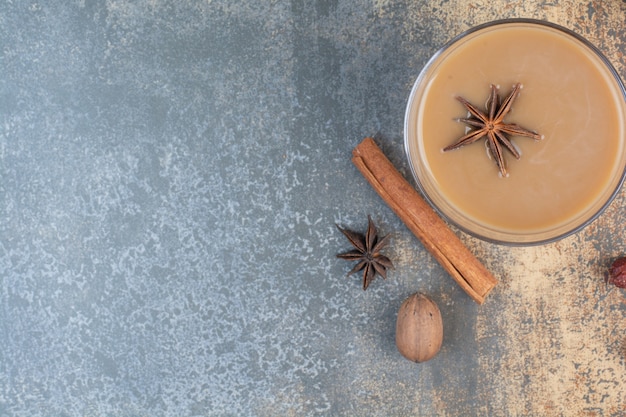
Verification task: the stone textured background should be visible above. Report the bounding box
[1,1,625,416]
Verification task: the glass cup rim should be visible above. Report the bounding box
[403,18,626,246]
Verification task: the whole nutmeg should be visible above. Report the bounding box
[395,292,443,363]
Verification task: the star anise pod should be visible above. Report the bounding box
[336,216,394,290]
[443,83,542,177]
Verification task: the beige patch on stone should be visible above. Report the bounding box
[472,236,625,415]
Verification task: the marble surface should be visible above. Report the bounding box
[1,1,626,416]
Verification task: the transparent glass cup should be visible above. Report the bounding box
[404,19,626,245]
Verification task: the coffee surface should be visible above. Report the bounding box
[418,24,624,233]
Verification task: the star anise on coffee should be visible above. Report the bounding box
[336,216,394,290]
[443,83,542,177]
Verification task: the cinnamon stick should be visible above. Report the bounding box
[352,137,497,304]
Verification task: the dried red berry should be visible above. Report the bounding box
[608,257,626,289]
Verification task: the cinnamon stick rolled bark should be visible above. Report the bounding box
[352,137,497,304]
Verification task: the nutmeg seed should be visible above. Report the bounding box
[395,292,443,363]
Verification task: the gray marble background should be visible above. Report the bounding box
[2,1,625,416]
